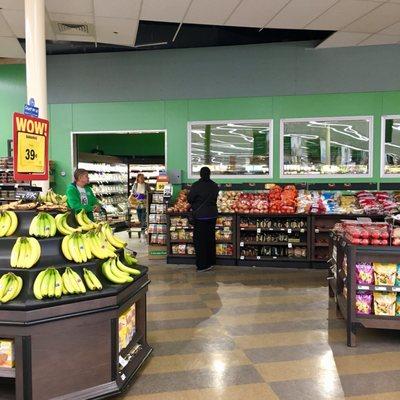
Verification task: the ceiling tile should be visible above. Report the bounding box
[225,0,290,28]
[0,12,13,36]
[317,31,370,48]
[96,17,138,46]
[141,0,191,22]
[306,0,380,31]
[49,13,95,24]
[185,0,242,25]
[94,0,141,19]
[0,0,23,11]
[268,0,337,29]
[380,21,400,36]
[358,33,400,46]
[1,9,24,37]
[45,0,93,16]
[344,2,400,33]
[0,36,24,57]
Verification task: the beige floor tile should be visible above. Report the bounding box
[148,308,212,321]
[215,309,328,326]
[197,383,279,400]
[205,293,323,308]
[234,328,345,349]
[335,352,400,376]
[142,350,251,375]
[148,294,202,304]
[346,392,400,400]
[148,325,228,343]
[256,354,339,382]
[122,389,203,400]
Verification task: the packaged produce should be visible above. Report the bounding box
[355,263,374,285]
[232,192,269,214]
[374,292,396,316]
[373,263,397,286]
[167,189,190,213]
[217,191,241,213]
[0,339,14,368]
[397,265,400,286]
[355,291,372,315]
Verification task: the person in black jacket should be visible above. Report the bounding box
[188,167,219,272]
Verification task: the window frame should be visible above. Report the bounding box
[187,119,274,180]
[279,115,374,179]
[381,115,400,178]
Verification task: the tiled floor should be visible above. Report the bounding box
[115,235,400,400]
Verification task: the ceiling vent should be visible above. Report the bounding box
[53,22,95,36]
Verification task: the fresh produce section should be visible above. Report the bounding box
[0,208,152,399]
[329,224,400,346]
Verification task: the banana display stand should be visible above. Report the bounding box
[0,210,152,400]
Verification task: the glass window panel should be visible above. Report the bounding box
[383,117,400,175]
[189,121,271,177]
[281,118,371,176]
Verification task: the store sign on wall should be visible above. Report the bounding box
[13,112,49,180]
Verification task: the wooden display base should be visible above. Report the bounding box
[0,272,152,400]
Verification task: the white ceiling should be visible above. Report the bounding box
[0,0,400,57]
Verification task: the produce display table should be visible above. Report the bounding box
[0,211,151,400]
[166,212,384,268]
[329,232,400,347]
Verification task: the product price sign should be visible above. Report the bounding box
[13,112,49,180]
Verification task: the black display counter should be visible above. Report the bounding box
[0,211,151,400]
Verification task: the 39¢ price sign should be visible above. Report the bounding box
[13,112,49,180]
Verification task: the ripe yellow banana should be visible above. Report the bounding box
[27,237,41,267]
[5,211,18,236]
[1,273,23,303]
[62,269,75,294]
[83,268,103,291]
[0,273,11,298]
[10,237,22,267]
[116,256,141,276]
[0,212,11,236]
[47,269,56,298]
[76,210,94,231]
[69,269,86,293]
[68,234,82,263]
[62,235,73,260]
[33,270,47,300]
[66,267,81,293]
[101,223,126,249]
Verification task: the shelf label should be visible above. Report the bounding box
[269,228,273,231]
[273,256,277,259]
[300,229,305,233]
[357,285,369,290]
[13,112,49,181]
[240,242,244,247]
[240,256,244,260]
[315,229,320,233]
[288,243,293,248]
[287,228,292,234]
[119,355,129,368]
[256,256,260,260]
[121,373,126,381]
[257,228,261,233]
[392,287,400,292]
[240,227,244,230]
[375,286,387,291]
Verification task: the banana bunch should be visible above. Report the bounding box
[61,232,92,263]
[0,272,23,303]
[85,230,116,259]
[33,268,63,300]
[10,237,41,268]
[29,212,57,237]
[99,223,126,249]
[123,249,138,266]
[83,268,103,291]
[55,212,82,235]
[62,267,86,295]
[0,210,18,237]
[41,189,67,205]
[101,257,140,284]
[76,210,98,231]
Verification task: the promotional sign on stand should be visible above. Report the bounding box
[13,111,49,181]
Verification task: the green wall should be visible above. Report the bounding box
[76,133,165,156]
[48,91,400,194]
[0,65,26,156]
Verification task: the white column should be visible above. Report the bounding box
[24,0,49,191]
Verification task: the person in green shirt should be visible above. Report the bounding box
[66,169,100,221]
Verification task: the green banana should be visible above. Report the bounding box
[116,257,141,275]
